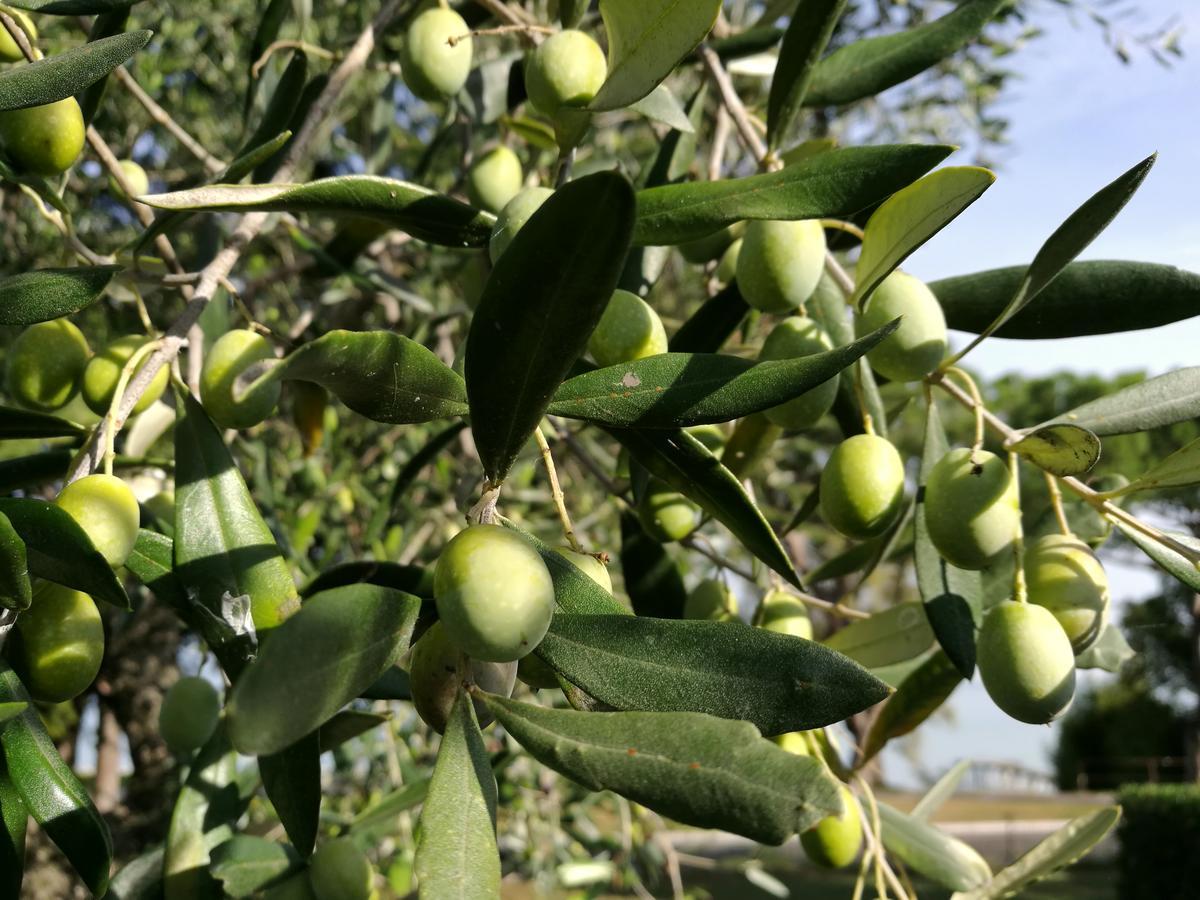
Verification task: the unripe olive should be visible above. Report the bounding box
[524,29,607,117]
[158,676,221,753]
[714,238,741,284]
[800,785,863,869]
[309,838,374,900]
[108,158,149,201]
[856,270,948,382]
[15,582,104,704]
[685,423,727,454]
[553,545,612,594]
[977,600,1076,724]
[199,329,281,429]
[758,588,812,640]
[924,448,1020,570]
[55,473,140,568]
[587,290,668,368]
[0,97,85,176]
[736,219,826,314]
[466,145,523,213]
[1024,533,1109,654]
[637,479,698,543]
[489,186,554,262]
[684,578,738,622]
[400,8,473,101]
[0,6,37,63]
[409,622,517,732]
[678,222,744,265]
[434,524,555,662]
[757,317,837,430]
[4,319,90,411]
[81,334,169,416]
[819,434,906,540]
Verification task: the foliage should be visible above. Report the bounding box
[1116,784,1200,900]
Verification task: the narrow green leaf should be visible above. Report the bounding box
[823,602,935,670]
[0,701,28,724]
[209,836,301,899]
[536,614,891,734]
[5,0,142,12]
[317,710,389,752]
[1050,366,1200,436]
[141,176,495,247]
[766,0,848,150]
[0,511,32,611]
[240,52,307,160]
[0,498,129,609]
[78,9,130,125]
[611,427,801,587]
[107,846,165,900]
[1117,524,1200,593]
[547,321,897,428]
[933,260,1200,339]
[619,510,686,618]
[352,779,430,832]
[807,538,880,584]
[628,83,693,132]
[0,30,151,111]
[271,330,468,424]
[852,167,995,307]
[590,0,722,110]
[1074,624,1134,673]
[244,0,290,119]
[1118,436,1200,494]
[0,664,113,896]
[669,283,750,353]
[0,405,85,438]
[259,734,320,859]
[878,800,992,892]
[0,267,119,326]
[466,172,636,482]
[951,807,1121,900]
[504,523,628,616]
[911,759,972,821]
[227,584,420,756]
[860,651,961,765]
[638,83,706,191]
[174,393,300,645]
[1008,423,1101,478]
[301,561,431,599]
[479,692,842,844]
[0,755,28,900]
[951,154,1157,364]
[805,0,1009,106]
[414,693,501,899]
[634,143,953,245]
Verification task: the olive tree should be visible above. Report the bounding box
[0,0,1197,898]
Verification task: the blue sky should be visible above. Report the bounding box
[882,0,1198,791]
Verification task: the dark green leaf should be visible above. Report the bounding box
[466,172,636,482]
[0,405,85,439]
[0,664,112,896]
[590,0,722,110]
[209,836,300,898]
[0,511,31,611]
[878,800,992,892]
[301,561,431,599]
[806,538,881,584]
[611,427,801,586]
[414,693,501,898]
[107,846,165,900]
[0,754,27,899]
[619,510,686,618]
[78,9,130,125]
[5,0,141,12]
[669,283,749,352]
[317,711,389,752]
[0,267,120,326]
[536,614,890,733]
[766,0,847,150]
[227,584,420,756]
[0,30,151,111]
[141,176,495,247]
[272,330,468,424]
[805,0,1009,106]
[0,498,129,609]
[481,692,841,844]
[360,666,412,701]
[860,651,961,764]
[634,143,953,245]
[239,52,307,161]
[547,321,897,428]
[259,734,320,859]
[933,260,1200,339]
[1009,424,1100,478]
[638,83,706,191]
[244,0,290,119]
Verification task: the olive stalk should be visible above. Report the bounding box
[534,426,582,551]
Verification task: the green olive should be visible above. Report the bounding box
[735,219,826,314]
[409,622,517,732]
[489,186,554,262]
[637,479,698,543]
[466,145,523,213]
[924,448,1020,570]
[1024,533,1109,654]
[757,316,838,430]
[4,319,90,412]
[553,545,612,594]
[15,582,104,704]
[434,524,555,662]
[108,159,149,201]
[684,578,738,622]
[0,5,37,63]
[977,600,1076,724]
[81,334,169,416]
[158,676,221,753]
[758,589,813,640]
[685,423,727,454]
[678,222,744,265]
[819,434,906,540]
[309,838,375,900]
[55,473,140,568]
[400,8,473,101]
[714,238,742,284]
[199,329,281,429]
[856,270,948,382]
[587,290,668,368]
[524,29,607,117]
[0,97,85,176]
[800,785,863,869]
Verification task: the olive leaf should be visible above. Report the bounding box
[859,651,961,765]
[911,759,972,821]
[4,0,142,12]
[208,836,302,899]
[0,757,27,899]
[879,801,992,892]
[1116,523,1200,594]
[823,602,936,670]
[1047,365,1200,436]
[258,735,320,859]
[0,511,31,611]
[317,711,389,752]
[0,30,151,111]
[669,282,750,353]
[78,9,131,125]
[627,83,692,132]
[106,847,166,900]
[619,510,687,618]
[1107,435,1200,495]
[766,0,847,151]
[0,266,120,326]
[1074,624,1134,673]
[504,524,628,616]
[0,405,85,439]
[1008,423,1101,478]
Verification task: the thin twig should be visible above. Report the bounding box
[111,67,227,174]
[535,427,581,551]
[698,45,769,166]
